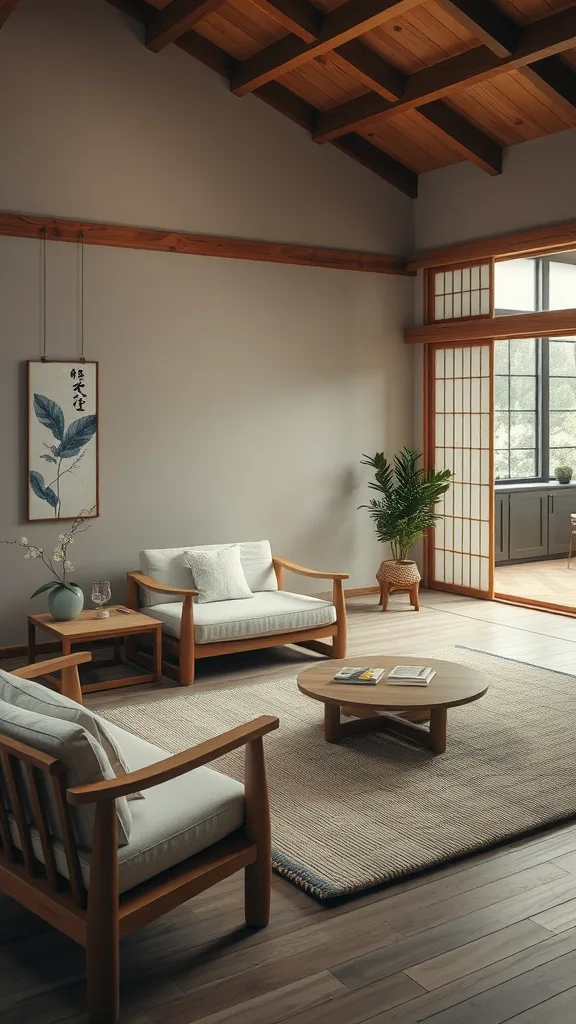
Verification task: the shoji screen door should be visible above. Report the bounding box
[426,342,494,598]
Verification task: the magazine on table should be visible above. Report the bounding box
[386,665,436,686]
[332,666,385,685]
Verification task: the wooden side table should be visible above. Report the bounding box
[27,607,163,698]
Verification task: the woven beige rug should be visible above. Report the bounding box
[101,646,576,900]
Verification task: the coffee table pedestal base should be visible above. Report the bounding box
[324,703,447,754]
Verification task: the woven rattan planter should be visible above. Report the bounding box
[377,559,421,589]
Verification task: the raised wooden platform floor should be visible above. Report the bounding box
[495,558,576,610]
[2,590,576,1023]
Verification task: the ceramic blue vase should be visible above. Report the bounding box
[48,583,84,621]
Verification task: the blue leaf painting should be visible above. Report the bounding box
[58,415,97,459]
[39,454,57,464]
[29,470,59,509]
[33,394,64,441]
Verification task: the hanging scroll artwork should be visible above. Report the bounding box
[28,361,99,521]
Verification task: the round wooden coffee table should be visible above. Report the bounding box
[297,656,488,755]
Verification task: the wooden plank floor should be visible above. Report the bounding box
[3,590,576,1023]
[495,558,576,609]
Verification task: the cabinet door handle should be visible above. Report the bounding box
[550,495,554,514]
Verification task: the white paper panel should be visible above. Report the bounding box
[431,343,492,595]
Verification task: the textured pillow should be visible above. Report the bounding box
[0,698,132,848]
[0,671,144,800]
[185,545,253,604]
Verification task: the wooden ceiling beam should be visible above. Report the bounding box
[314,6,576,142]
[333,134,417,198]
[520,58,576,115]
[335,40,406,101]
[436,0,520,58]
[334,43,501,174]
[247,0,323,44]
[104,0,417,197]
[145,0,228,53]
[231,0,423,96]
[0,0,21,29]
[419,102,502,175]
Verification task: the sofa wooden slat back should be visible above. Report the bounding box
[0,727,87,908]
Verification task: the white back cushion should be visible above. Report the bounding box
[0,671,143,801]
[140,541,277,607]
[0,699,132,848]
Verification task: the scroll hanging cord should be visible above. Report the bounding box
[79,231,85,363]
[40,227,47,362]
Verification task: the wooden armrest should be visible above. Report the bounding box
[12,652,92,680]
[67,715,279,804]
[273,557,349,581]
[128,571,199,597]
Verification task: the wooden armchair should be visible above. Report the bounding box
[126,543,349,685]
[0,652,279,1023]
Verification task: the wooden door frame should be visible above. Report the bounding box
[424,339,495,601]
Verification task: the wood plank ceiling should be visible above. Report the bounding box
[4,0,576,197]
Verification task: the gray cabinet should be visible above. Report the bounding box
[495,493,509,565]
[496,484,576,563]
[548,490,576,555]
[508,492,547,560]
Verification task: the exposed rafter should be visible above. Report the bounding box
[145,0,228,53]
[314,6,576,142]
[105,0,418,197]
[333,39,502,175]
[0,0,21,30]
[231,0,423,96]
[436,0,521,58]
[521,57,576,115]
[418,103,502,176]
[248,0,322,43]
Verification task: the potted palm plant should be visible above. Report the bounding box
[359,448,452,592]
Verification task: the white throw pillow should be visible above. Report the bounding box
[185,545,253,604]
[0,670,144,800]
[0,698,132,848]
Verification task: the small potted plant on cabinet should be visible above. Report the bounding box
[359,448,452,611]
[554,464,573,485]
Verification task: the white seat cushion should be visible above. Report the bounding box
[144,590,337,643]
[22,723,245,894]
[139,541,277,607]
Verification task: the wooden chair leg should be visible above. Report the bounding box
[179,595,196,685]
[244,737,271,929]
[331,578,347,659]
[86,801,119,1023]
[569,530,574,569]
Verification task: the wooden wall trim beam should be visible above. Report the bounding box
[0,212,414,276]
[0,0,20,29]
[248,0,323,43]
[104,0,417,197]
[409,220,576,269]
[313,6,576,142]
[419,102,502,176]
[405,308,576,344]
[231,0,423,96]
[436,0,520,58]
[145,0,227,52]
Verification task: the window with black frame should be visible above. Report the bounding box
[493,253,576,482]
